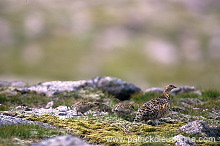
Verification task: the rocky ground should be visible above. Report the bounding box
[0,76,219,146]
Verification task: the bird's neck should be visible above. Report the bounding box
[163,90,170,99]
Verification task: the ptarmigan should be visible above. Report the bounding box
[134,84,176,125]
[112,103,134,116]
[72,101,99,115]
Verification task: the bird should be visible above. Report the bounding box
[72,101,99,115]
[134,84,177,125]
[112,103,134,117]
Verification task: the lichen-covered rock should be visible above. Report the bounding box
[17,80,94,96]
[90,76,142,100]
[179,120,220,140]
[173,134,196,146]
[31,135,93,146]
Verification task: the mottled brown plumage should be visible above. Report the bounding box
[134,84,176,125]
[112,103,134,116]
[72,101,99,115]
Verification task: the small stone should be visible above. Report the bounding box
[58,111,67,116]
[45,101,54,109]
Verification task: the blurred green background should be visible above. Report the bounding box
[0,0,220,89]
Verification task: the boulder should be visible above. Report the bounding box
[179,120,220,140]
[90,76,142,100]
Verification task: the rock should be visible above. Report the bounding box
[0,115,53,128]
[10,81,28,87]
[12,137,26,145]
[17,80,94,96]
[171,106,187,112]
[171,86,201,95]
[144,86,201,96]
[0,81,11,87]
[180,98,202,105]
[0,87,20,96]
[144,88,163,94]
[16,76,142,100]
[90,76,142,100]
[15,105,32,111]
[173,134,196,146]
[45,101,54,109]
[160,117,179,124]
[0,81,27,87]
[31,135,93,146]
[179,120,220,140]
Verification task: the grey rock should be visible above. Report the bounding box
[31,135,93,146]
[17,80,94,97]
[144,88,163,94]
[0,81,11,87]
[90,76,142,100]
[179,120,220,140]
[0,115,54,128]
[0,81,27,87]
[171,86,201,95]
[45,101,54,109]
[173,134,196,146]
[16,76,142,100]
[144,86,201,96]
[10,81,28,87]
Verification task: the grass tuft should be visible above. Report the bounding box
[0,124,64,139]
[202,89,220,99]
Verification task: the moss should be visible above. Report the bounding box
[27,114,185,145]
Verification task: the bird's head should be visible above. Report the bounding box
[165,84,177,92]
